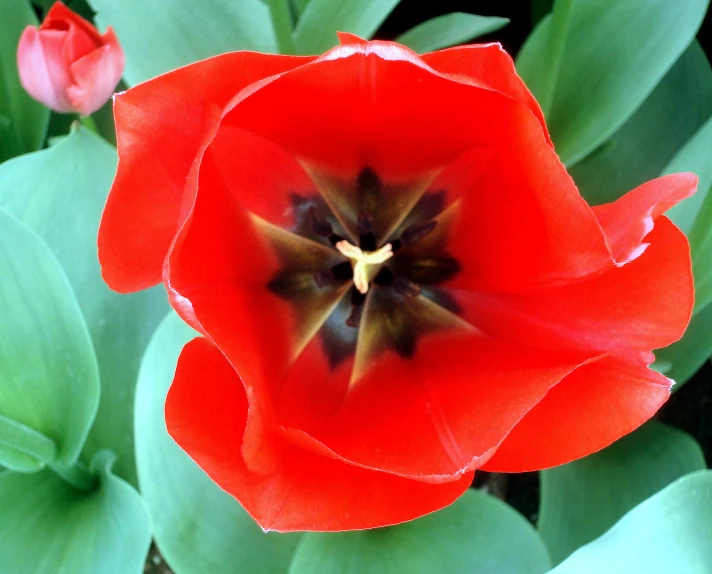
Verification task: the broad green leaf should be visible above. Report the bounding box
[0,450,151,573]
[136,312,301,573]
[666,115,712,234]
[538,421,705,565]
[655,300,712,385]
[289,489,551,574]
[0,210,99,469]
[395,13,509,53]
[289,0,310,20]
[570,41,712,206]
[0,127,168,486]
[0,0,50,162]
[689,189,712,312]
[664,117,712,312]
[293,0,401,54]
[88,0,279,85]
[517,0,708,166]
[550,471,712,574]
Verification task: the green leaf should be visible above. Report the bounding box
[0,210,99,469]
[570,41,712,206]
[655,279,712,385]
[289,0,310,20]
[0,450,151,573]
[293,0,401,54]
[538,421,705,565]
[135,312,301,573]
[264,0,297,54]
[88,0,279,85]
[516,0,708,166]
[395,13,509,53]
[663,116,712,313]
[0,127,168,486]
[289,489,551,574]
[0,0,50,162]
[550,470,712,574]
[689,190,712,312]
[665,114,712,234]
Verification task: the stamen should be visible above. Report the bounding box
[401,220,437,246]
[335,240,394,294]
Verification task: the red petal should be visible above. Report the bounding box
[165,337,473,532]
[421,43,551,145]
[594,173,697,264]
[453,216,694,353]
[297,331,595,481]
[336,31,367,45]
[97,51,314,293]
[482,354,672,472]
[43,2,103,48]
[166,154,598,480]
[67,29,124,115]
[421,143,612,292]
[219,41,552,182]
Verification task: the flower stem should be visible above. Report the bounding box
[79,114,99,134]
[264,0,297,54]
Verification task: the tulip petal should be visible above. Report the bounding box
[67,29,124,116]
[44,1,103,46]
[421,43,551,144]
[481,354,672,472]
[165,337,473,532]
[407,141,613,292]
[17,27,74,113]
[220,41,551,183]
[593,173,697,264]
[452,216,694,353]
[97,51,314,293]
[167,120,603,481]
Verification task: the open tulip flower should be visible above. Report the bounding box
[17,1,124,116]
[98,34,696,532]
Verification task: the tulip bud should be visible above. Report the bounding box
[17,1,124,116]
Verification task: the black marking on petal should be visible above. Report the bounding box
[319,295,360,368]
[357,167,382,224]
[332,261,354,281]
[391,255,461,286]
[373,266,395,286]
[358,213,377,251]
[308,206,333,237]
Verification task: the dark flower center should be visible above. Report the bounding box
[267,167,464,375]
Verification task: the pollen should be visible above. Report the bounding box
[335,240,394,294]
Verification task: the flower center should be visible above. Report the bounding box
[335,240,394,294]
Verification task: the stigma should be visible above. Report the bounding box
[335,240,394,294]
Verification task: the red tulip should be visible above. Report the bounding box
[98,34,696,532]
[17,1,124,116]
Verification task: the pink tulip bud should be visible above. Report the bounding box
[17,1,124,116]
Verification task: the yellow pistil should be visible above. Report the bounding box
[335,240,394,294]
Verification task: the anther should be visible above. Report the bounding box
[392,276,421,298]
[335,240,394,294]
[308,206,333,236]
[401,220,437,246]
